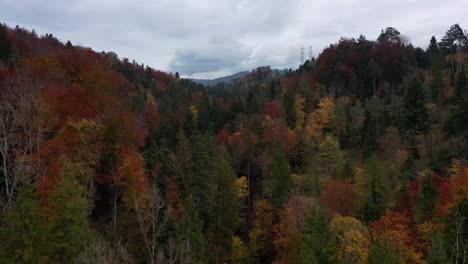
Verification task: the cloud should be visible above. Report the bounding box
[1,0,467,79]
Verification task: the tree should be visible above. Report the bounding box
[296,207,338,264]
[428,36,439,55]
[322,179,362,216]
[371,209,424,263]
[377,27,403,44]
[0,180,45,263]
[283,89,296,129]
[414,171,438,223]
[368,237,401,264]
[349,101,365,142]
[273,196,315,264]
[358,155,386,223]
[209,147,239,262]
[0,24,11,62]
[46,161,96,263]
[318,135,343,177]
[401,77,430,160]
[133,185,170,264]
[454,64,467,104]
[230,236,248,264]
[330,216,370,264]
[270,142,292,209]
[440,24,467,72]
[294,95,306,132]
[249,199,274,261]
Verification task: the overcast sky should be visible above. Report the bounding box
[1,0,467,79]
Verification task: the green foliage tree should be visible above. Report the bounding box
[270,142,292,209]
[401,77,430,160]
[415,171,437,223]
[359,155,386,223]
[209,147,240,261]
[283,89,296,129]
[0,180,45,263]
[368,237,401,264]
[318,135,343,177]
[0,24,11,62]
[454,64,467,103]
[46,161,96,263]
[296,207,338,264]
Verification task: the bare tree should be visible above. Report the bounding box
[133,186,190,264]
[74,239,134,264]
[0,70,44,211]
[452,207,467,264]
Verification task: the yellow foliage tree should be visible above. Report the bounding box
[331,216,370,264]
[230,235,248,264]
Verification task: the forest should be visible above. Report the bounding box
[0,22,467,264]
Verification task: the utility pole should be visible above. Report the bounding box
[300,46,304,64]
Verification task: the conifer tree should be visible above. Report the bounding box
[209,147,240,261]
[296,207,337,264]
[0,180,45,263]
[401,77,430,160]
[415,171,437,223]
[46,161,96,263]
[270,142,292,209]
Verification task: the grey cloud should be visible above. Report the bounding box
[1,0,467,79]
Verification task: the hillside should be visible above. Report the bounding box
[0,22,468,264]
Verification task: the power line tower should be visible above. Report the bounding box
[309,45,313,60]
[300,46,304,64]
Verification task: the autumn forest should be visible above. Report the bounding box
[0,22,468,263]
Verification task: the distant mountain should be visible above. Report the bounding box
[190,68,287,86]
[189,71,250,86]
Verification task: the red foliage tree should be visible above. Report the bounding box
[321,179,362,216]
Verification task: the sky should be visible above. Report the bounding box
[1,0,467,79]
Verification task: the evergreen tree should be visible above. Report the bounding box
[190,132,214,219]
[0,180,45,263]
[270,142,292,209]
[209,147,240,261]
[283,89,296,129]
[0,24,11,62]
[296,207,337,264]
[401,77,430,160]
[415,171,437,223]
[359,155,386,223]
[46,161,96,263]
[454,64,467,103]
[368,237,401,264]
[318,135,343,177]
[428,36,439,55]
[337,160,355,181]
[430,69,444,104]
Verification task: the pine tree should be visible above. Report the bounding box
[368,237,401,264]
[415,171,437,223]
[270,142,292,209]
[190,132,214,219]
[454,64,467,104]
[46,161,96,263]
[359,155,386,223]
[430,69,444,104]
[0,24,11,62]
[428,36,439,55]
[283,89,296,129]
[209,147,240,261]
[296,207,338,264]
[0,180,45,263]
[401,77,430,160]
[318,135,343,177]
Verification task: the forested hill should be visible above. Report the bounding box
[0,22,468,264]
